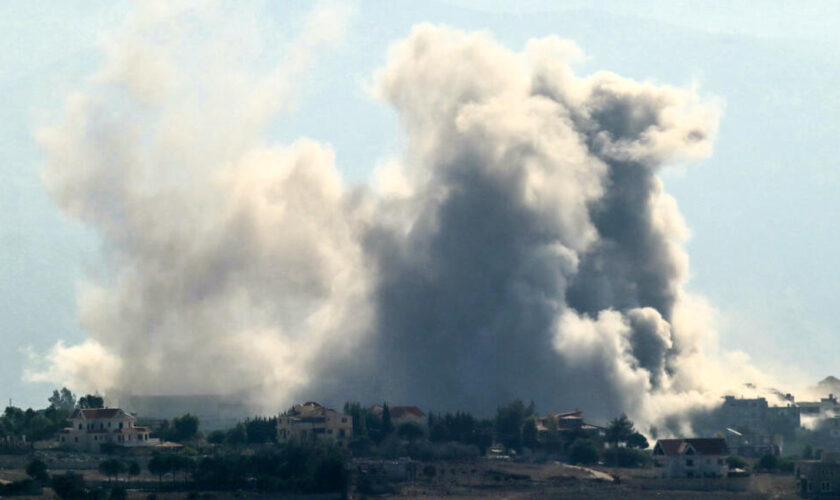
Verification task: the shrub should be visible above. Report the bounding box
[603,447,648,468]
[726,455,748,470]
[569,439,599,465]
[25,458,49,484]
[0,478,41,496]
[52,471,86,499]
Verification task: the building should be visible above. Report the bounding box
[799,395,840,420]
[720,395,799,446]
[276,402,352,447]
[536,410,604,436]
[370,405,425,427]
[58,408,156,452]
[797,452,840,498]
[721,396,770,432]
[725,428,782,458]
[653,438,729,478]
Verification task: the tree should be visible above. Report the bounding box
[726,455,748,470]
[522,417,539,449]
[207,430,226,444]
[99,459,126,483]
[605,414,635,447]
[569,439,599,465]
[397,421,425,442]
[757,453,779,471]
[26,458,49,484]
[381,403,394,436]
[127,461,141,482]
[168,414,199,442]
[148,455,168,485]
[78,394,105,409]
[49,387,76,411]
[226,423,247,445]
[495,401,530,452]
[626,432,649,450]
[52,471,86,499]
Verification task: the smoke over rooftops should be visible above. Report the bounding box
[27,4,776,432]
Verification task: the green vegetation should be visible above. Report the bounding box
[192,442,349,494]
[25,458,49,484]
[52,471,86,499]
[569,439,599,465]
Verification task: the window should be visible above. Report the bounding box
[119,422,123,429]
[79,424,82,430]
[822,481,832,492]
[342,418,347,423]
[718,459,724,465]
[75,437,78,443]
[339,429,346,437]
[686,459,694,467]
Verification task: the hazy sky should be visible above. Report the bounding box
[2,0,839,409]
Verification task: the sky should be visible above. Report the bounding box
[1,0,839,410]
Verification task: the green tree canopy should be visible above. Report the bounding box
[569,439,599,465]
[52,472,86,500]
[168,413,199,442]
[49,388,76,411]
[98,459,126,482]
[626,432,649,449]
[26,459,49,484]
[397,421,425,442]
[605,413,635,447]
[78,394,105,409]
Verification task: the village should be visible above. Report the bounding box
[2,382,840,499]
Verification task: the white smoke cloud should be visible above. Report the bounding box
[30,5,783,431]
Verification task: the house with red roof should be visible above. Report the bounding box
[370,405,426,427]
[58,408,157,452]
[653,438,729,478]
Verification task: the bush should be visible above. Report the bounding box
[756,453,778,471]
[52,471,86,499]
[569,439,599,465]
[603,447,648,468]
[0,478,41,496]
[726,455,748,470]
[109,486,127,500]
[25,458,49,484]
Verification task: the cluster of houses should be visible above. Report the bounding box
[719,393,840,457]
[41,393,840,496]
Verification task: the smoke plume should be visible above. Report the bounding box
[29,3,775,431]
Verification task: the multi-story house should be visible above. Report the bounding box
[276,402,352,448]
[653,438,729,478]
[58,408,155,452]
[797,452,840,498]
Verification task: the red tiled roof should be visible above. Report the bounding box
[654,438,728,457]
[70,408,127,419]
[390,406,425,419]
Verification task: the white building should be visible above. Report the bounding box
[653,438,729,478]
[277,402,353,448]
[58,408,157,452]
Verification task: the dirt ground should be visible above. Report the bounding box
[0,452,800,499]
[370,461,799,500]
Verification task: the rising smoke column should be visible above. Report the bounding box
[318,26,723,422]
[31,3,771,430]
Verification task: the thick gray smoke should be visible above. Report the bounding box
[28,3,777,431]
